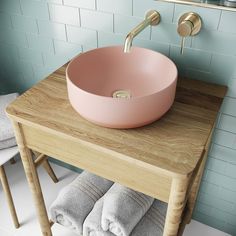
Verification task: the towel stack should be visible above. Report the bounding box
[0,93,19,150]
[50,171,167,236]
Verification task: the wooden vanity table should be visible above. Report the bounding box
[6,65,227,236]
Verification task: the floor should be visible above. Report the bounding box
[0,160,231,236]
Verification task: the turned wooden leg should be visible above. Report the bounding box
[163,177,189,236]
[12,121,52,236]
[0,165,20,228]
[42,160,58,183]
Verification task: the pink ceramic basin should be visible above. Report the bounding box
[66,46,178,129]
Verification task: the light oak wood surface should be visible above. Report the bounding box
[6,64,227,236]
[6,65,226,177]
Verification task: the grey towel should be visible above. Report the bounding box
[0,93,18,141]
[84,198,167,236]
[0,137,17,150]
[130,199,167,236]
[50,171,113,235]
[101,183,154,236]
[83,197,114,236]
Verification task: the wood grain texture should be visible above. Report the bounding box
[22,123,172,202]
[6,64,226,236]
[0,165,20,228]
[6,65,227,177]
[12,121,52,236]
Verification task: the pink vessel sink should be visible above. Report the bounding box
[66,46,178,129]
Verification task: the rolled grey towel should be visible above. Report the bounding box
[83,197,114,236]
[101,183,154,236]
[50,171,113,235]
[0,93,19,141]
[0,137,17,150]
[130,199,167,236]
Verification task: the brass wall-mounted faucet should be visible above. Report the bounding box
[177,12,202,54]
[123,10,161,53]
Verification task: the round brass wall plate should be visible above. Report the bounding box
[145,10,161,26]
[178,12,202,35]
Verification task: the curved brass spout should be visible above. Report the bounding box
[123,10,161,53]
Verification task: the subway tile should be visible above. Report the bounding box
[80,9,113,32]
[97,31,124,47]
[218,187,236,203]
[227,79,236,98]
[32,63,56,81]
[47,0,63,4]
[225,163,236,179]
[192,29,236,55]
[49,4,80,25]
[206,169,225,185]
[221,97,236,117]
[11,15,38,34]
[63,0,95,9]
[210,144,236,164]
[18,47,43,66]
[0,27,27,48]
[133,38,170,56]
[173,4,221,30]
[194,202,212,216]
[199,180,219,196]
[38,20,66,41]
[53,40,82,60]
[218,11,236,34]
[67,25,97,47]
[185,69,229,85]
[0,0,21,14]
[213,129,235,148]
[0,12,12,28]
[27,34,54,53]
[226,213,236,226]
[151,22,191,47]
[114,14,150,40]
[82,44,97,52]
[206,157,226,174]
[193,211,227,231]
[97,0,132,15]
[219,114,236,133]
[198,191,234,212]
[169,46,211,71]
[210,208,228,221]
[225,224,236,235]
[210,54,236,79]
[20,0,49,20]
[133,0,174,23]
[0,43,19,63]
[42,52,69,70]
[220,174,236,191]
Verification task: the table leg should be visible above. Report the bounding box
[185,149,208,224]
[12,121,52,236]
[0,165,20,228]
[163,177,189,236]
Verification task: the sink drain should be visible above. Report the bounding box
[112,90,131,99]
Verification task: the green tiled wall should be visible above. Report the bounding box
[0,0,236,234]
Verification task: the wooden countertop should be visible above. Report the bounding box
[6,65,227,177]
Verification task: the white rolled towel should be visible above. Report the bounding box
[0,93,19,141]
[130,199,167,236]
[50,171,113,235]
[0,137,17,150]
[101,183,154,236]
[83,197,114,236]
